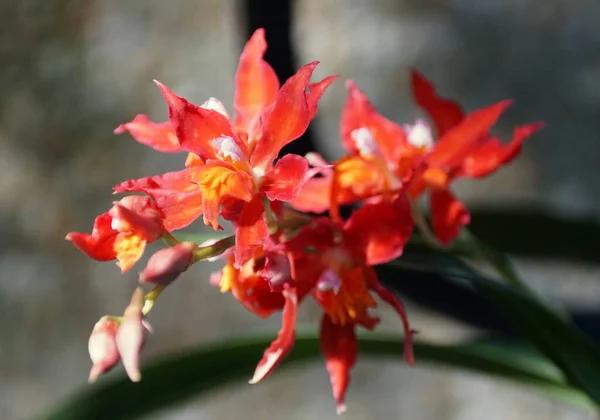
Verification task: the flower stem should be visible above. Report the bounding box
[410,198,532,295]
[142,284,166,316]
[192,235,236,263]
[262,196,279,235]
[461,229,532,295]
[162,232,180,247]
[409,198,443,249]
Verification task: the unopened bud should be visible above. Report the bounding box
[139,242,196,286]
[88,316,120,383]
[116,288,150,382]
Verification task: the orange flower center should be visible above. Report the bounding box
[114,232,146,272]
[316,249,377,326]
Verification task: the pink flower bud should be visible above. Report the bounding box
[88,316,120,383]
[116,288,149,382]
[139,242,196,286]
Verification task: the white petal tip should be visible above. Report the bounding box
[336,403,347,415]
[128,372,142,382]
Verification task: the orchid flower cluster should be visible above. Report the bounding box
[66,29,544,414]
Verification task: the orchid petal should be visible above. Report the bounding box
[344,194,414,265]
[249,288,298,383]
[430,189,471,244]
[233,28,280,132]
[114,114,182,153]
[250,62,319,170]
[411,70,465,138]
[320,314,358,415]
[114,169,203,231]
[154,81,244,161]
[262,154,309,202]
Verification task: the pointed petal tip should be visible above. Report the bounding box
[344,79,357,89]
[88,367,100,384]
[128,370,142,382]
[142,319,153,334]
[529,120,546,131]
[410,68,425,80]
[113,124,126,134]
[404,349,416,367]
[336,403,347,415]
[251,27,266,40]
[297,61,320,77]
[154,80,175,102]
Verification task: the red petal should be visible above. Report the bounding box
[458,122,545,178]
[320,313,358,415]
[66,213,118,261]
[233,28,280,133]
[114,169,203,231]
[368,272,415,366]
[285,217,339,256]
[261,154,309,201]
[250,62,319,170]
[114,114,182,153]
[288,175,332,214]
[249,287,298,384]
[234,195,269,265]
[427,100,513,170]
[307,75,338,119]
[108,196,164,241]
[341,80,408,165]
[411,70,465,137]
[154,81,243,161]
[344,194,414,265]
[430,189,470,244]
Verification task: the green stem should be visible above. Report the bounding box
[409,199,532,295]
[409,198,443,249]
[262,196,279,235]
[461,229,532,295]
[192,235,236,263]
[162,232,180,247]
[142,285,166,316]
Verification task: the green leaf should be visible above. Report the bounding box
[467,207,600,264]
[41,334,592,420]
[392,247,600,406]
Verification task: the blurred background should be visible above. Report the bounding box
[2,0,600,419]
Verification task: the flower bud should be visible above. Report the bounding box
[139,242,196,286]
[116,288,150,382]
[88,316,120,383]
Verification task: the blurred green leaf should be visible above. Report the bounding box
[42,334,593,420]
[467,207,600,264]
[392,247,600,406]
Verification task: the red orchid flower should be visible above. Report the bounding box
[209,247,289,319]
[249,197,415,414]
[66,196,165,272]
[292,73,544,244]
[409,70,545,243]
[114,29,337,264]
